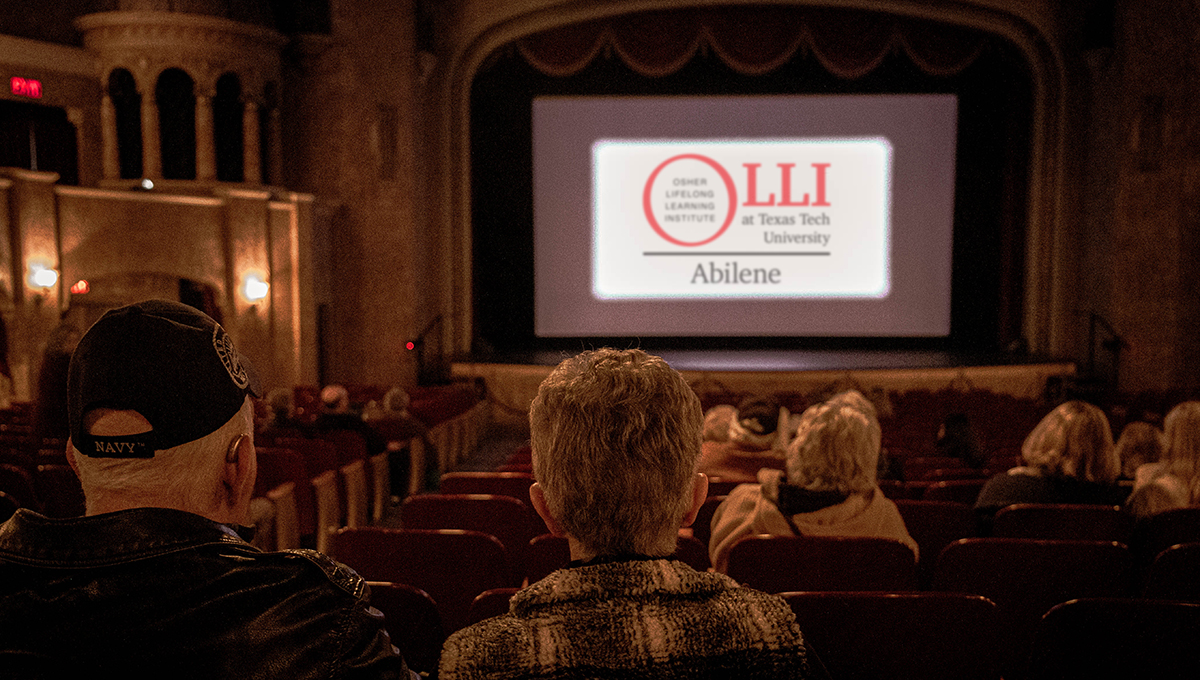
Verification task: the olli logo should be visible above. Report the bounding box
[642,154,831,246]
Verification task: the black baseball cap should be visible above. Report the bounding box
[68,299,262,458]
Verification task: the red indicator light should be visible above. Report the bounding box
[11,77,43,99]
[70,280,90,294]
[405,341,415,351]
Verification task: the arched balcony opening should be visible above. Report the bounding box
[156,68,196,180]
[108,68,142,179]
[214,72,244,183]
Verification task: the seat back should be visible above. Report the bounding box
[692,495,727,547]
[465,587,520,627]
[438,471,534,501]
[526,533,570,584]
[0,489,18,521]
[264,481,300,550]
[725,534,917,593]
[311,469,341,553]
[401,493,542,581]
[255,447,316,540]
[0,463,38,513]
[1132,506,1200,571]
[930,538,1133,679]
[523,533,714,585]
[368,451,391,524]
[328,527,513,633]
[1143,541,1200,600]
[705,478,747,497]
[922,478,987,504]
[784,591,1001,680]
[1029,598,1200,679]
[365,581,445,676]
[340,458,370,528]
[992,503,1132,544]
[902,455,966,481]
[673,534,711,572]
[33,463,85,518]
[894,499,976,587]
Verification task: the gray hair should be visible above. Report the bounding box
[530,349,702,557]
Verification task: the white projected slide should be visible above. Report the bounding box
[593,139,891,299]
[533,94,957,338]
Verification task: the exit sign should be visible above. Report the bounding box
[11,77,43,98]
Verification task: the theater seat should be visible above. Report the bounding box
[783,591,1001,680]
[400,493,543,582]
[1143,542,1200,601]
[894,499,975,588]
[725,535,917,593]
[438,471,534,501]
[1029,598,1200,679]
[465,587,520,627]
[991,503,1132,544]
[365,581,444,676]
[931,538,1133,679]
[328,527,513,633]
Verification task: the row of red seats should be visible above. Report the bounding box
[331,517,1200,679]
[364,577,1200,680]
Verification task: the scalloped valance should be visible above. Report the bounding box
[517,6,987,79]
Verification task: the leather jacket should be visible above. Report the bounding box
[0,507,410,679]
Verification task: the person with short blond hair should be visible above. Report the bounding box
[1115,421,1165,480]
[1127,401,1200,517]
[709,400,916,574]
[440,348,824,679]
[974,400,1126,527]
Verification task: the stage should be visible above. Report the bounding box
[452,350,1076,423]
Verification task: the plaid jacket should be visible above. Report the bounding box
[439,558,822,679]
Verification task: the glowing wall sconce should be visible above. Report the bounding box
[70,280,90,294]
[242,273,270,303]
[27,263,58,290]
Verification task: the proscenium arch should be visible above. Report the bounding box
[426,0,1069,358]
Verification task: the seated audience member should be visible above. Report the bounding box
[698,395,788,482]
[258,385,305,437]
[826,389,896,478]
[0,300,410,678]
[936,412,986,468]
[974,400,1125,527]
[1115,420,1165,480]
[440,348,825,679]
[315,383,386,457]
[702,403,737,442]
[368,385,438,494]
[709,400,918,574]
[1126,401,1200,518]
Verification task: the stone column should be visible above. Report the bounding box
[268,106,283,186]
[140,89,161,179]
[195,92,216,181]
[243,100,261,185]
[100,95,120,180]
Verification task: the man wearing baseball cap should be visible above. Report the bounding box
[0,300,411,678]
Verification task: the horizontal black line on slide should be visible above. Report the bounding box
[642,251,831,256]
